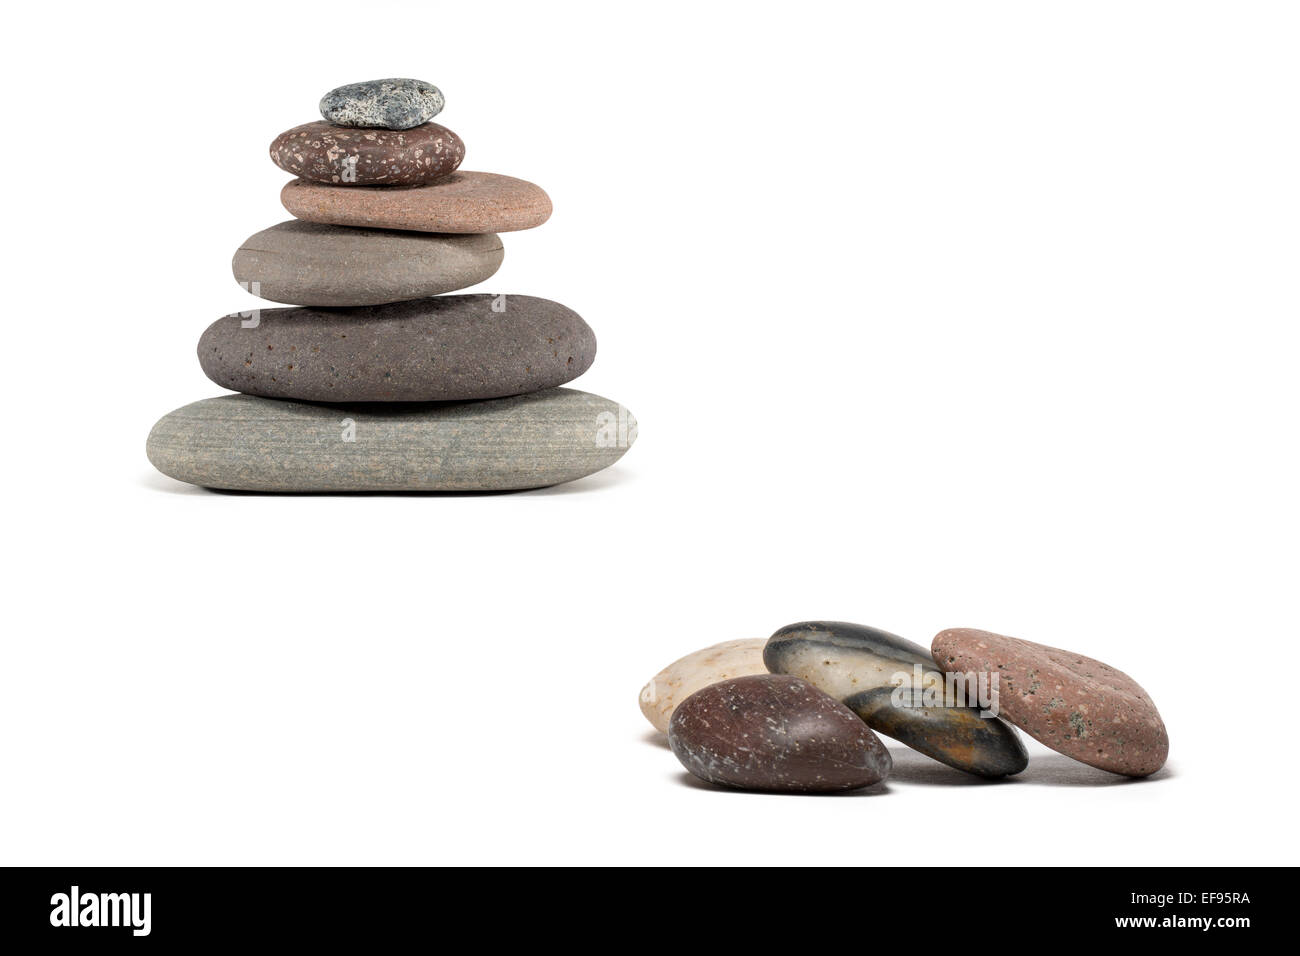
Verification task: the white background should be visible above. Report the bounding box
[2,1,1296,865]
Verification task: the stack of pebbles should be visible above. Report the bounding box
[147,78,636,493]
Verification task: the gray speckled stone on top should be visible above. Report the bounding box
[146,389,636,493]
[320,78,444,129]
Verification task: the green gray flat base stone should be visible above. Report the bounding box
[146,389,636,493]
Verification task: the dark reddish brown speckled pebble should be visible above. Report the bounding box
[667,675,892,792]
[932,628,1169,777]
[269,121,464,186]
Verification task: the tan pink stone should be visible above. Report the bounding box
[932,628,1169,777]
[281,171,552,234]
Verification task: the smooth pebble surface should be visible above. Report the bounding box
[639,639,767,734]
[667,675,892,792]
[319,78,444,130]
[146,389,635,493]
[269,121,464,186]
[232,221,502,306]
[765,621,1028,777]
[932,628,1169,777]
[198,294,596,403]
[281,171,552,233]
[845,686,1028,778]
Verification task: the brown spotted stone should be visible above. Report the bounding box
[932,628,1169,777]
[269,121,464,186]
[667,675,892,792]
[281,171,552,233]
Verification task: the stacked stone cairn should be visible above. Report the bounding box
[148,79,636,492]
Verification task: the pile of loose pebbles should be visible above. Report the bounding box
[639,622,1169,792]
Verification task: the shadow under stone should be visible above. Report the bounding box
[139,471,212,496]
[886,747,1175,787]
[884,746,1013,786]
[197,486,528,498]
[141,466,631,498]
[672,771,891,797]
[1010,753,1175,787]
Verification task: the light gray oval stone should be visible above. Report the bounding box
[146,389,637,493]
[320,78,444,129]
[232,221,503,307]
[198,294,596,403]
[765,622,940,700]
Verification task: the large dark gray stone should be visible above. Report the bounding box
[198,294,595,403]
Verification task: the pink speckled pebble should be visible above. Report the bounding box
[932,628,1169,777]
